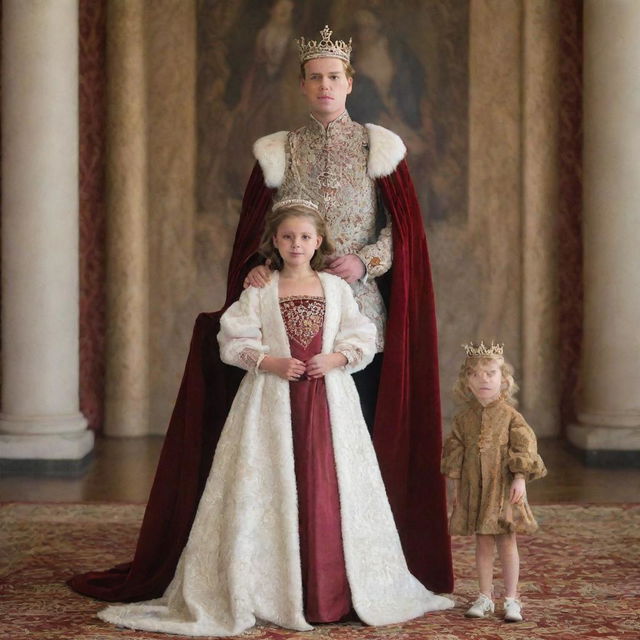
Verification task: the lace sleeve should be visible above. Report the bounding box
[336,346,363,367]
[239,349,266,371]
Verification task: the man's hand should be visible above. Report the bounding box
[259,355,305,381]
[305,353,348,379]
[244,262,271,288]
[324,254,366,283]
[510,476,526,504]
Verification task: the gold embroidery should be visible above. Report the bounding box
[279,296,325,349]
[277,112,391,352]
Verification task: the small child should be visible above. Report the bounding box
[441,341,547,623]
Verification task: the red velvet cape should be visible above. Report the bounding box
[69,160,453,601]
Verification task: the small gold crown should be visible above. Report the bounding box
[272,198,319,213]
[462,341,504,358]
[297,25,352,64]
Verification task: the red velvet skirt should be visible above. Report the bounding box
[287,302,352,623]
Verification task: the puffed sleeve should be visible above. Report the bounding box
[217,287,269,372]
[441,415,465,479]
[508,411,547,482]
[333,279,377,374]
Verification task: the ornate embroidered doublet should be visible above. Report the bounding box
[277,112,392,351]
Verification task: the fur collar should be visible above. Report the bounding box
[252,131,288,188]
[364,123,406,179]
[253,123,406,189]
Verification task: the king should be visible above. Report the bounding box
[243,25,453,593]
[70,24,453,605]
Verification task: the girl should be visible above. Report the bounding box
[98,200,453,636]
[441,341,546,623]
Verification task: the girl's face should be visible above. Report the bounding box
[273,216,322,269]
[467,359,503,405]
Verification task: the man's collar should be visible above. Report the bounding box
[308,110,351,134]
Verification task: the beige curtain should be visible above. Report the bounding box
[104,0,196,436]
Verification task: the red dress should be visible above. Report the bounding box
[280,295,351,623]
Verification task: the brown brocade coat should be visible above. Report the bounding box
[441,398,547,535]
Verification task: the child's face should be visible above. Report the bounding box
[467,359,503,405]
[273,216,322,268]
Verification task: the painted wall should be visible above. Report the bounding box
[91,0,581,436]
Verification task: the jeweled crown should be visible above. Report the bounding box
[297,25,352,64]
[462,341,504,358]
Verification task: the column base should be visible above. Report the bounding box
[0,411,88,435]
[0,429,94,476]
[567,422,640,468]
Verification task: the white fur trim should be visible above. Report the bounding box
[253,125,405,186]
[253,131,288,188]
[365,123,407,179]
[97,272,453,636]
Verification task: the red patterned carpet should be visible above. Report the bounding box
[1,503,638,639]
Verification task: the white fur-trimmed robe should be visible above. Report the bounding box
[98,273,453,636]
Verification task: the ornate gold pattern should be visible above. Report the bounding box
[6,502,639,640]
[297,25,352,64]
[279,296,325,348]
[278,112,391,351]
[462,340,504,358]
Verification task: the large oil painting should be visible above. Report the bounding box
[196,0,469,225]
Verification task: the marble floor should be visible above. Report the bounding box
[0,436,638,504]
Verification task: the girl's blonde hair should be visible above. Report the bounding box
[258,203,334,271]
[453,356,519,406]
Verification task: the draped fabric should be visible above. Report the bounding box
[374,160,452,592]
[69,159,454,602]
[286,297,352,622]
[69,163,274,601]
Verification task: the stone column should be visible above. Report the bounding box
[104,0,150,436]
[568,0,640,465]
[0,0,92,471]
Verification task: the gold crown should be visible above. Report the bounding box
[297,25,352,64]
[462,341,504,358]
[272,198,319,213]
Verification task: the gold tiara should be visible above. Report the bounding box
[272,198,319,213]
[462,341,504,358]
[297,25,352,64]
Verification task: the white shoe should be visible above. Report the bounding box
[464,593,495,618]
[504,597,523,622]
